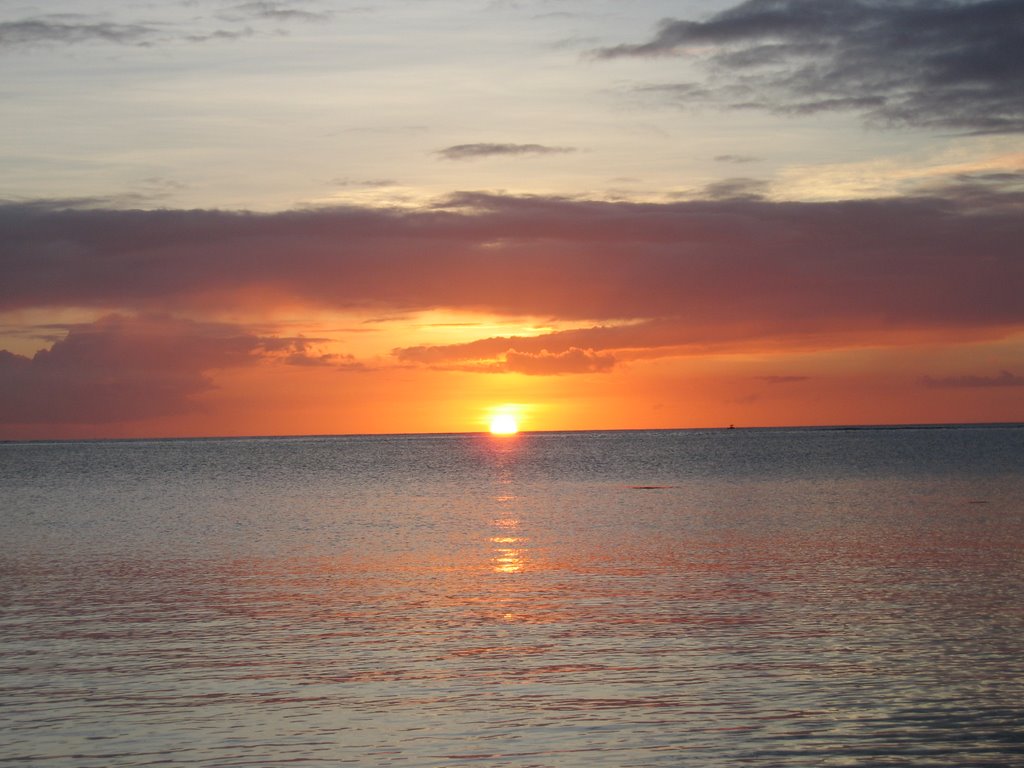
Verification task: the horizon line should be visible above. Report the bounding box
[2,421,1022,445]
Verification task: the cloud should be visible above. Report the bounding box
[0,6,318,51]
[0,19,156,48]
[396,336,616,374]
[701,177,770,200]
[182,27,256,43]
[436,143,576,160]
[0,315,258,424]
[923,171,1024,213]
[1,184,1022,361]
[505,347,615,375]
[284,351,367,371]
[0,315,359,424]
[595,0,1024,134]
[921,369,1024,388]
[715,154,760,164]
[394,324,675,368]
[220,2,331,23]
[635,82,713,101]
[330,178,397,188]
[757,375,810,383]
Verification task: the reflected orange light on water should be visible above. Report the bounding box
[490,515,528,574]
[492,548,527,574]
[491,538,528,573]
[481,434,535,582]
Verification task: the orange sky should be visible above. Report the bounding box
[1,283,1021,440]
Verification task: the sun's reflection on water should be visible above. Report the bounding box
[490,516,527,573]
[486,433,530,575]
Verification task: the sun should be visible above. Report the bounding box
[489,414,519,435]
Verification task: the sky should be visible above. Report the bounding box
[1,0,1023,439]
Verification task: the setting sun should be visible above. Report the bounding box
[489,414,519,435]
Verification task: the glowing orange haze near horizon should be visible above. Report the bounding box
[0,292,1022,442]
[3,334,1021,442]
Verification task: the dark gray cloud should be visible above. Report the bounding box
[0,19,156,48]
[922,370,1024,388]
[702,177,770,200]
[437,143,576,160]
[0,315,360,424]
[925,171,1024,213]
[0,315,256,424]
[595,0,1024,134]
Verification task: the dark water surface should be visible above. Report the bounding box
[2,426,1023,766]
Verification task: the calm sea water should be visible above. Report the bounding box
[2,426,1023,767]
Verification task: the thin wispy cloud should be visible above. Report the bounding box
[505,347,616,375]
[395,341,617,376]
[436,143,577,160]
[0,19,156,48]
[715,154,760,164]
[220,2,331,23]
[757,376,810,384]
[0,3,323,51]
[922,370,1024,388]
[329,178,397,188]
[595,0,1024,134]
[182,27,256,43]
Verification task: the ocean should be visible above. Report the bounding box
[2,426,1023,766]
